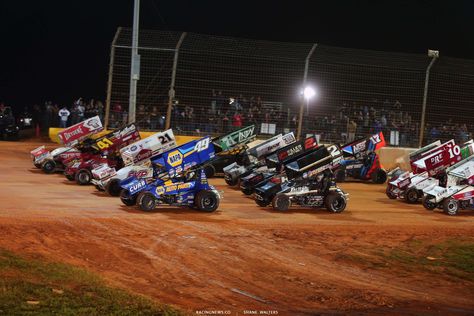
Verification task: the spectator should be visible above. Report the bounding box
[232,111,243,128]
[150,106,159,130]
[58,106,70,128]
[347,119,357,142]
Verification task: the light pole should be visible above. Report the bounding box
[418,49,439,147]
[296,86,316,140]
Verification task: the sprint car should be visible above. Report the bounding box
[202,125,257,178]
[239,136,319,195]
[30,116,103,173]
[422,155,474,215]
[119,136,216,210]
[255,144,347,212]
[223,132,296,186]
[334,132,387,184]
[63,124,141,185]
[386,139,472,203]
[91,129,177,195]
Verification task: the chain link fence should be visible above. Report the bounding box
[106,27,474,147]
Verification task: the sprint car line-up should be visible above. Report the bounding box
[30,117,474,215]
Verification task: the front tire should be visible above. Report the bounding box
[120,189,137,206]
[137,191,157,212]
[325,192,347,213]
[385,185,397,199]
[203,164,216,178]
[255,199,270,207]
[106,178,122,196]
[75,169,92,185]
[422,195,437,210]
[272,194,290,211]
[241,186,253,196]
[42,160,56,174]
[404,188,419,204]
[443,198,459,216]
[194,190,219,212]
[335,169,346,182]
[65,173,75,181]
[371,168,387,184]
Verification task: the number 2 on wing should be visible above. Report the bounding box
[448,145,460,158]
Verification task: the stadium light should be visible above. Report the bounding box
[303,86,316,100]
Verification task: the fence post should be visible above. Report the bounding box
[165,32,187,130]
[104,27,122,129]
[128,0,140,124]
[297,43,318,140]
[418,52,439,147]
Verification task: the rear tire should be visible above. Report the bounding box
[194,190,219,212]
[443,198,459,216]
[75,169,92,185]
[42,160,56,174]
[371,168,387,184]
[137,191,157,212]
[335,169,346,182]
[325,192,347,213]
[106,178,122,196]
[422,195,437,210]
[404,187,419,204]
[203,164,216,178]
[272,194,290,211]
[225,174,239,186]
[120,189,137,206]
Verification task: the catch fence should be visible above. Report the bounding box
[106,27,474,147]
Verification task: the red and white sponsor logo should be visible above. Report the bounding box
[127,169,149,178]
[58,116,102,146]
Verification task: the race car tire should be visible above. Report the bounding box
[203,164,216,179]
[225,174,239,186]
[120,189,137,206]
[335,169,346,182]
[443,198,459,216]
[404,188,419,204]
[137,191,157,212]
[195,190,219,212]
[422,195,437,210]
[75,169,92,185]
[385,185,397,199]
[106,178,122,197]
[371,168,387,184]
[42,160,56,174]
[34,162,41,169]
[94,184,105,192]
[272,194,290,211]
[325,192,347,213]
[65,173,75,181]
[241,186,253,196]
[255,199,271,207]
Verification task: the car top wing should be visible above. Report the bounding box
[88,123,141,155]
[213,125,256,153]
[57,115,103,147]
[341,132,386,158]
[247,132,296,159]
[120,129,176,166]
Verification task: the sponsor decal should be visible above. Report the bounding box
[129,180,146,194]
[167,150,183,167]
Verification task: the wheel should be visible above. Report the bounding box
[65,173,75,181]
[241,186,253,196]
[137,191,157,212]
[94,184,104,191]
[422,195,437,210]
[371,168,387,184]
[443,198,459,216]
[255,199,270,207]
[194,190,219,212]
[404,187,419,204]
[106,178,122,196]
[325,192,347,213]
[75,169,92,185]
[385,185,397,199]
[203,164,216,178]
[334,169,346,182]
[225,174,239,186]
[34,162,41,169]
[41,160,56,174]
[120,189,137,206]
[272,194,290,211]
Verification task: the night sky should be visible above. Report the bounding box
[1,0,473,111]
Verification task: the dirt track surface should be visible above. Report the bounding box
[1,141,473,315]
